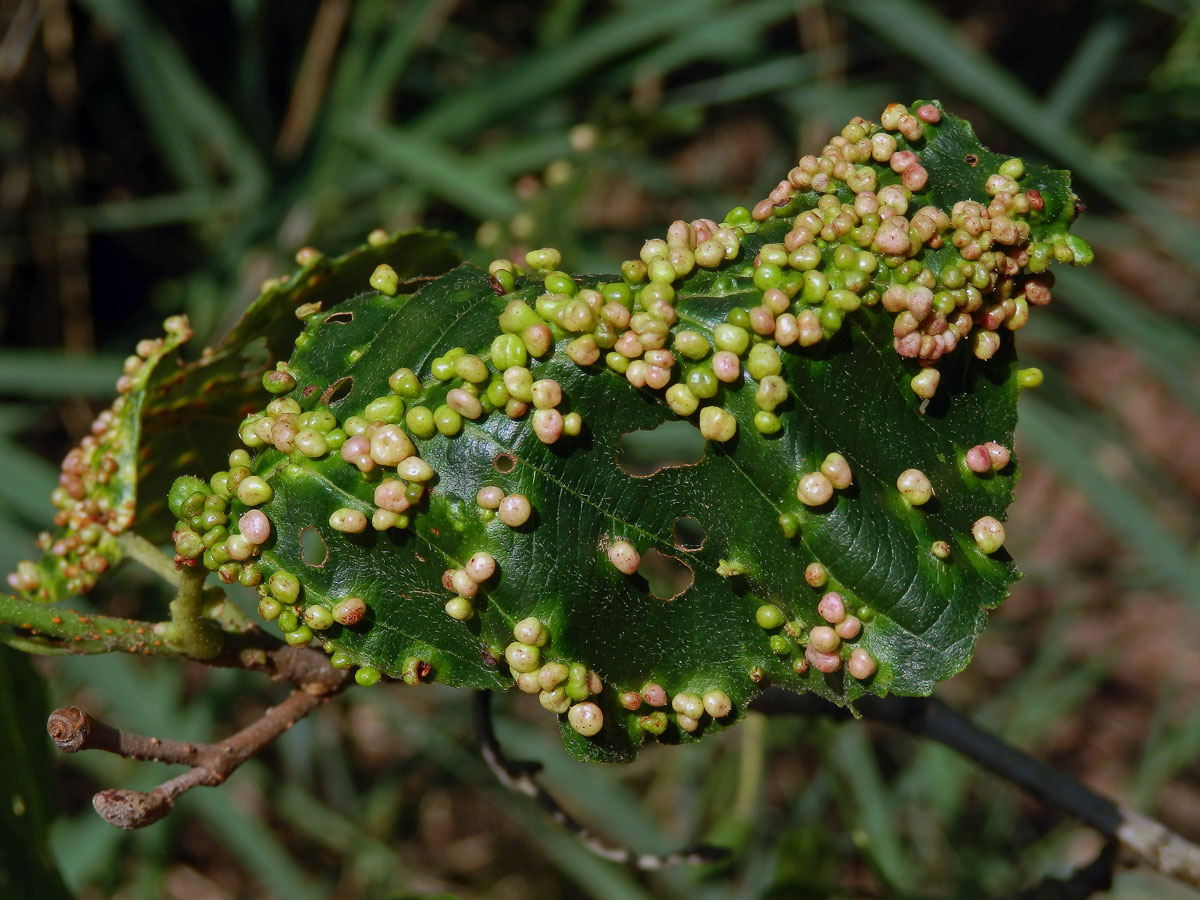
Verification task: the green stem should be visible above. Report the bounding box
[0,594,174,657]
[167,565,223,659]
[117,532,181,588]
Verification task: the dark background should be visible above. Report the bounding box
[1,1,1199,897]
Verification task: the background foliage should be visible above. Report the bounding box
[1,0,1199,897]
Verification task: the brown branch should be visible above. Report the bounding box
[474,691,728,870]
[750,690,1200,889]
[47,638,350,829]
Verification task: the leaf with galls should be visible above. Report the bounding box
[6,102,1092,765]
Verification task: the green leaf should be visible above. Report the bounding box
[137,103,1093,761]
[135,229,459,540]
[2,230,457,607]
[0,648,73,899]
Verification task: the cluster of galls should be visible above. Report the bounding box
[741,101,1089,399]
[618,682,733,736]
[371,257,583,448]
[755,561,878,680]
[254,563,427,688]
[167,451,272,587]
[894,462,1008,555]
[7,316,191,600]
[505,613,735,738]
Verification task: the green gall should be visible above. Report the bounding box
[755,604,784,629]
[910,368,940,399]
[638,711,668,734]
[276,609,299,633]
[809,625,840,654]
[406,406,436,439]
[269,571,300,604]
[539,662,569,692]
[330,651,354,669]
[505,641,541,674]
[370,264,399,296]
[525,247,562,272]
[713,324,749,355]
[896,468,933,506]
[746,344,781,381]
[453,354,490,384]
[329,508,368,533]
[284,624,314,647]
[174,529,204,559]
[262,369,296,394]
[820,452,853,490]
[333,596,367,625]
[796,471,834,507]
[702,689,732,719]
[236,476,273,507]
[445,597,474,620]
[433,405,463,436]
[513,616,548,647]
[1018,367,1044,389]
[540,688,571,714]
[769,634,792,655]
[364,395,406,424]
[402,657,428,686]
[304,604,334,630]
[389,367,421,397]
[972,515,1006,554]
[543,271,577,296]
[257,597,282,621]
[778,513,800,538]
[665,384,699,417]
[671,692,705,719]
[355,666,382,686]
[699,406,737,442]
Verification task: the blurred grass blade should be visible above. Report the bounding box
[1052,267,1200,418]
[843,0,1200,276]
[1044,14,1129,123]
[824,727,916,894]
[0,436,58,526]
[366,692,666,900]
[189,778,326,900]
[1130,683,1200,811]
[57,190,234,234]
[412,0,725,140]
[355,0,459,117]
[665,53,836,111]
[348,124,520,220]
[75,0,266,204]
[1019,397,1200,608]
[611,0,814,83]
[0,649,73,900]
[0,352,120,399]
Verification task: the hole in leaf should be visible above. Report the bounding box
[493,453,517,473]
[617,421,705,477]
[321,376,354,405]
[300,527,328,568]
[640,549,694,601]
[964,153,979,167]
[673,517,706,552]
[325,311,354,325]
[302,384,317,398]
